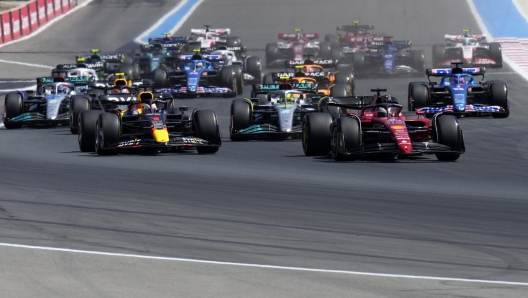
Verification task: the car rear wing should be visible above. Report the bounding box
[285,59,336,69]
[191,28,230,36]
[426,67,485,76]
[148,37,190,44]
[211,45,246,53]
[444,34,486,42]
[177,54,224,61]
[337,24,374,32]
[278,33,319,40]
[56,62,105,70]
[325,96,369,110]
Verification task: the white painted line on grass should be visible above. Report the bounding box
[134,0,205,44]
[0,59,53,69]
[0,242,527,286]
[0,0,94,49]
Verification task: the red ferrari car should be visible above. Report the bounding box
[302,88,465,161]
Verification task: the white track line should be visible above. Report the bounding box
[134,0,205,44]
[0,59,53,69]
[466,0,528,81]
[0,84,36,92]
[0,242,526,286]
[0,0,94,49]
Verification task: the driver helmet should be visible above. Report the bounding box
[270,93,280,104]
[285,93,295,102]
[129,103,144,115]
[83,71,92,77]
[377,107,387,117]
[308,67,318,72]
[462,38,472,46]
[58,85,70,94]
[196,62,203,70]
[206,34,214,40]
[459,77,466,84]
[450,77,458,85]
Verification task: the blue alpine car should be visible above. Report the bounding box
[408,63,509,118]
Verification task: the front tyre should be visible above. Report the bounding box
[302,113,332,156]
[78,110,100,152]
[435,115,462,161]
[194,109,221,154]
[332,117,361,161]
[95,113,120,155]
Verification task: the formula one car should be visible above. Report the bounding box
[265,29,336,67]
[408,63,509,118]
[68,75,156,133]
[433,30,502,68]
[2,76,90,129]
[302,88,465,161]
[325,21,379,60]
[353,37,425,76]
[54,50,136,80]
[135,43,181,80]
[209,46,262,83]
[230,84,322,140]
[148,32,190,52]
[153,51,241,97]
[263,58,355,97]
[186,25,244,53]
[77,91,221,155]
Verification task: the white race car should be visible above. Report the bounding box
[209,48,262,83]
[187,25,244,53]
[433,30,502,68]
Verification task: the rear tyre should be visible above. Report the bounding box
[411,50,426,73]
[262,73,275,84]
[318,41,332,58]
[325,34,339,49]
[70,95,90,134]
[489,42,503,68]
[302,113,332,156]
[490,81,509,118]
[353,52,365,71]
[432,44,445,67]
[220,66,236,97]
[330,83,350,97]
[118,64,134,79]
[95,113,120,155]
[332,117,361,161]
[246,56,262,82]
[435,115,462,161]
[3,92,23,129]
[78,110,100,152]
[265,43,279,67]
[226,37,243,47]
[257,94,268,105]
[232,65,244,95]
[230,99,252,141]
[153,68,167,88]
[409,83,429,111]
[194,109,221,153]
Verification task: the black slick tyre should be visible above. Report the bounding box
[432,44,445,67]
[153,68,167,88]
[330,83,349,97]
[302,113,332,156]
[265,43,279,67]
[3,92,23,129]
[332,117,360,161]
[435,115,461,161]
[230,99,252,141]
[410,84,429,111]
[70,95,90,134]
[489,81,509,118]
[262,73,275,84]
[78,110,100,152]
[95,113,120,155]
[232,65,244,95]
[246,56,262,82]
[489,42,503,67]
[194,109,221,154]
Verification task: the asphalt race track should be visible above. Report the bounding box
[0,0,527,297]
